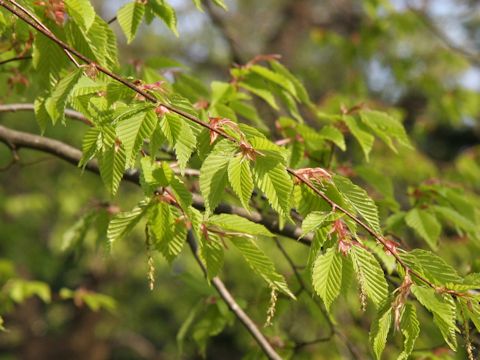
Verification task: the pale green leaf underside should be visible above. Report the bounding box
[312,247,343,311]
[350,246,388,308]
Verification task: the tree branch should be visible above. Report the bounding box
[0,55,32,66]
[0,123,282,360]
[0,103,92,126]
[203,0,243,64]
[186,231,282,360]
[408,4,480,66]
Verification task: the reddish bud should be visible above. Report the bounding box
[155,105,170,116]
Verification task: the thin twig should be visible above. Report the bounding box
[203,0,243,64]
[0,103,92,125]
[186,231,282,360]
[0,55,32,66]
[408,4,480,66]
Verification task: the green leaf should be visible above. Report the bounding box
[170,176,193,210]
[301,211,332,238]
[45,69,83,124]
[343,115,374,161]
[107,200,149,243]
[61,211,96,251]
[312,247,343,311]
[333,175,382,234]
[207,214,273,237]
[250,65,297,98]
[34,97,49,133]
[401,249,462,286]
[369,302,392,360]
[227,154,254,211]
[398,304,420,360]
[65,0,96,30]
[252,156,293,220]
[117,1,145,43]
[99,144,126,196]
[199,140,236,215]
[270,60,311,105]
[212,0,227,10]
[199,232,224,280]
[411,286,458,350]
[116,111,145,168]
[148,0,178,36]
[8,280,51,304]
[433,205,477,233]
[350,245,389,308]
[149,202,186,262]
[359,110,411,152]
[160,113,197,174]
[32,33,70,87]
[405,208,441,250]
[191,0,203,11]
[230,236,295,298]
[79,127,101,168]
[239,80,279,110]
[318,125,346,151]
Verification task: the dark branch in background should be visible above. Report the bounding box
[202,0,243,64]
[0,55,32,66]
[0,124,282,360]
[187,232,282,360]
[407,4,480,66]
[0,103,92,125]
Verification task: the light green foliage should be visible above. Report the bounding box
[160,113,197,174]
[60,288,116,312]
[200,140,236,214]
[398,304,420,360]
[359,110,412,152]
[227,154,254,210]
[99,143,126,196]
[312,246,343,311]
[343,115,375,161]
[45,68,83,124]
[199,232,224,280]
[230,236,294,298]
[400,249,462,286]
[405,208,441,250]
[107,200,150,243]
[147,0,178,36]
[350,245,389,308]
[7,279,51,304]
[369,302,392,360]
[207,214,273,237]
[412,286,458,350]
[65,0,96,30]
[334,175,382,234]
[148,202,186,262]
[117,1,146,43]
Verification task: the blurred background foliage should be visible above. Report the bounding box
[0,0,480,359]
